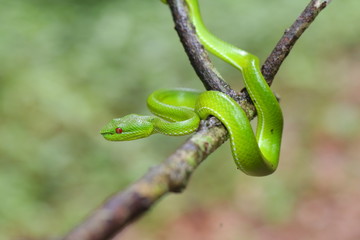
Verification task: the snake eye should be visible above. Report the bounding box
[115,128,123,134]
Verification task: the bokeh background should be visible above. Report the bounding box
[1,0,360,239]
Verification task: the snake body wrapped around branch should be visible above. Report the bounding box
[101,0,283,176]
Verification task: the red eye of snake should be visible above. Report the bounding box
[115,128,123,134]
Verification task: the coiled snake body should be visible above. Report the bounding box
[101,0,283,176]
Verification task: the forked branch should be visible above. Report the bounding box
[62,0,331,239]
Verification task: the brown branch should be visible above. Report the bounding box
[261,0,330,85]
[165,0,240,100]
[62,0,330,239]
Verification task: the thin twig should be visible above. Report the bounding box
[261,0,330,85]
[62,0,330,239]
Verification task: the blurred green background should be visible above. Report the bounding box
[1,0,360,239]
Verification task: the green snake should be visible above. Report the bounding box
[101,0,283,176]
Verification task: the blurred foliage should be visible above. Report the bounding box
[1,0,360,239]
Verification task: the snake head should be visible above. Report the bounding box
[100,114,154,141]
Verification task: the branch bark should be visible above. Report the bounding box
[62,0,331,239]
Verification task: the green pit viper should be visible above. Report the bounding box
[101,0,283,176]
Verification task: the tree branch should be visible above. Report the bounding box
[261,0,331,85]
[62,0,331,239]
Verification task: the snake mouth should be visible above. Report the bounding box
[100,128,144,141]
[99,129,112,135]
[100,131,123,141]
[100,129,123,139]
